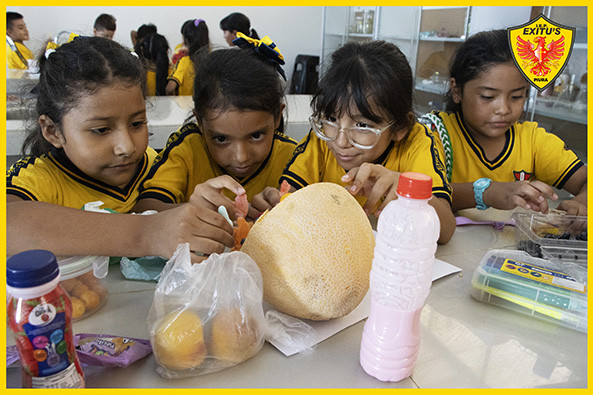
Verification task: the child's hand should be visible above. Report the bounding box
[486,181,558,213]
[342,163,400,215]
[251,187,283,217]
[189,175,246,220]
[557,198,587,217]
[148,200,234,263]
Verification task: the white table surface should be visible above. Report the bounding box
[6,94,313,157]
[6,208,587,388]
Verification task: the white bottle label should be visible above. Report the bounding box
[28,304,57,327]
[31,363,84,388]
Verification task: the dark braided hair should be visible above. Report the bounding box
[446,29,514,111]
[22,36,145,157]
[192,48,285,132]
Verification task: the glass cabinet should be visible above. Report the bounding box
[320,6,420,75]
[524,6,587,160]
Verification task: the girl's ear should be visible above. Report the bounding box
[274,103,286,131]
[450,78,462,103]
[39,115,65,148]
[391,111,415,142]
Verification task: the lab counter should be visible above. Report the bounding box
[6,209,587,388]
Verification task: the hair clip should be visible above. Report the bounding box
[44,32,80,59]
[194,18,205,26]
[232,32,287,80]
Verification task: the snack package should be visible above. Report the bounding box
[8,334,152,369]
[74,334,152,368]
[147,244,315,379]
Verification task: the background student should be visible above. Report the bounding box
[420,29,587,216]
[219,12,259,46]
[93,13,116,40]
[135,32,170,96]
[166,18,210,96]
[135,41,297,221]
[130,23,157,48]
[253,40,455,244]
[7,36,234,262]
[6,11,34,70]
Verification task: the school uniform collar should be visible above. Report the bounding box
[48,148,150,202]
[455,111,515,170]
[373,140,395,166]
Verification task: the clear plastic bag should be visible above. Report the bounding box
[147,243,315,379]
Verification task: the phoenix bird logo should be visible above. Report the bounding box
[516,35,565,77]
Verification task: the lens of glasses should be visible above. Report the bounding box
[319,120,339,139]
[349,128,378,148]
[310,117,382,149]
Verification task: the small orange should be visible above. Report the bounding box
[79,290,101,311]
[71,283,90,298]
[90,283,108,299]
[70,297,86,319]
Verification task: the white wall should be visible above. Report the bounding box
[468,7,532,36]
[8,6,324,84]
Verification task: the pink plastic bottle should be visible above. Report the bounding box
[360,172,440,382]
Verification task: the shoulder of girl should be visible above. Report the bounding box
[274,131,297,144]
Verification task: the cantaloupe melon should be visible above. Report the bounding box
[241,182,374,320]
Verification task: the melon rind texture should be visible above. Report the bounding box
[241,182,374,320]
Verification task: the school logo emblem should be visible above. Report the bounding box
[513,170,533,181]
[508,14,575,91]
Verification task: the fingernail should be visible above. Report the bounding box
[376,210,382,217]
[349,185,357,192]
[525,204,531,209]
[341,175,350,181]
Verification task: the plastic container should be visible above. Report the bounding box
[471,249,587,333]
[57,255,109,321]
[7,250,85,388]
[512,210,587,283]
[360,172,440,382]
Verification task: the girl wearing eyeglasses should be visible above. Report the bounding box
[253,40,455,244]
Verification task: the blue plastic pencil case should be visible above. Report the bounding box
[471,249,587,333]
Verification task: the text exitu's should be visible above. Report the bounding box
[522,25,562,35]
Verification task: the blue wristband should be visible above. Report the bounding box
[473,178,492,210]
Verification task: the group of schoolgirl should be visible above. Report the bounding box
[7,28,587,264]
[133,12,259,96]
[126,18,210,97]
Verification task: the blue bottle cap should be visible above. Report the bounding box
[7,250,59,288]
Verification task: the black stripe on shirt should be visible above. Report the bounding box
[135,188,177,204]
[49,149,149,201]
[456,111,514,170]
[553,159,584,189]
[142,123,200,184]
[279,172,308,190]
[6,186,38,201]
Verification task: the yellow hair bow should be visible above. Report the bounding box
[45,32,79,58]
[233,32,286,80]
